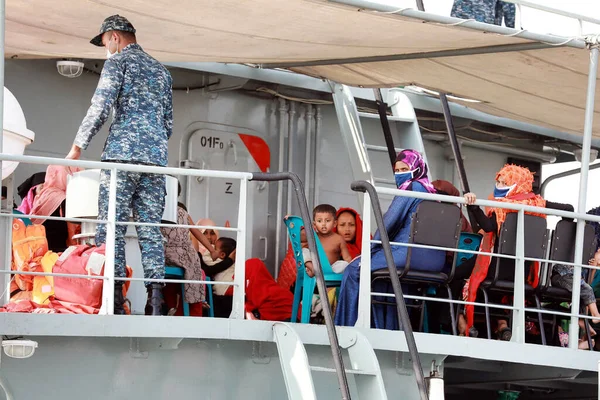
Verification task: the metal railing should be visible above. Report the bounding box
[353,182,600,352]
[0,153,251,318]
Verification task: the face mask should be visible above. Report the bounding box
[494,183,516,198]
[106,38,117,59]
[395,170,414,188]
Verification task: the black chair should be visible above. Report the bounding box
[478,213,548,342]
[537,220,597,349]
[371,200,462,335]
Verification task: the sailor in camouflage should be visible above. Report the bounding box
[66,15,173,315]
[451,0,516,28]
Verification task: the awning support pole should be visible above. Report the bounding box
[0,0,9,306]
[568,41,599,349]
[374,89,398,171]
[439,93,480,232]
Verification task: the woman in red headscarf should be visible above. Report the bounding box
[461,164,572,340]
[333,208,364,259]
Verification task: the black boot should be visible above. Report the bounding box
[145,283,166,316]
[114,283,126,315]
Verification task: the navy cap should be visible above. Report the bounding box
[90,15,136,47]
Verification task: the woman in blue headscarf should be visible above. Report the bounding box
[334,149,446,329]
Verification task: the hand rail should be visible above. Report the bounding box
[351,180,429,400]
[0,153,249,317]
[250,171,352,400]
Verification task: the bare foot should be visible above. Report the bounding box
[579,319,596,336]
[305,261,315,278]
[579,338,595,350]
[457,314,467,335]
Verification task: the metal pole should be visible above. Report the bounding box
[102,168,118,315]
[328,0,587,50]
[512,209,526,343]
[251,171,352,400]
[415,0,425,12]
[0,0,9,306]
[540,162,600,196]
[274,99,287,278]
[503,0,600,26]
[286,101,296,214]
[351,180,429,400]
[231,177,248,319]
[439,93,480,232]
[374,89,398,170]
[355,193,372,328]
[568,44,599,349]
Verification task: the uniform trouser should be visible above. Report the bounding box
[95,168,166,283]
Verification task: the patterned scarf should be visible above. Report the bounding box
[394,149,436,193]
[464,164,546,335]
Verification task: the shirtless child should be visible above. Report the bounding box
[302,204,352,278]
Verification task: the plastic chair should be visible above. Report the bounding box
[370,200,462,335]
[284,215,343,323]
[478,213,547,341]
[165,266,190,316]
[457,232,482,267]
[206,276,215,318]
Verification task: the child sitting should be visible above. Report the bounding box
[303,204,352,278]
[552,247,600,335]
[201,237,237,318]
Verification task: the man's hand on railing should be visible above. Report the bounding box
[66,145,81,160]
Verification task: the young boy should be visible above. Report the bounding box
[303,204,352,278]
[201,237,237,318]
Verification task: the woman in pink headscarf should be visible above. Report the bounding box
[29,165,82,252]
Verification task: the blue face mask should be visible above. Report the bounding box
[493,183,515,198]
[395,170,414,188]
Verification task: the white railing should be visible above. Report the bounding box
[503,0,600,36]
[0,153,251,318]
[355,185,600,350]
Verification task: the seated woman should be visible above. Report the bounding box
[334,207,364,259]
[335,149,446,330]
[245,258,295,321]
[29,165,82,252]
[191,218,219,257]
[462,164,572,340]
[161,185,220,316]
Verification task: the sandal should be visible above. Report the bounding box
[497,327,512,341]
[468,326,479,338]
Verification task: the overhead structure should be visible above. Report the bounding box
[4,0,600,139]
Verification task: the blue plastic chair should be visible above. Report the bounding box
[165,266,190,316]
[205,277,215,318]
[165,266,215,317]
[284,215,343,323]
[456,232,482,266]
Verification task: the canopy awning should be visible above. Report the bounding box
[6,0,599,137]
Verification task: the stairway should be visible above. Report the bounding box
[273,322,388,400]
[330,84,428,208]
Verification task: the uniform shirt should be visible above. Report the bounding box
[74,43,173,166]
[451,0,515,28]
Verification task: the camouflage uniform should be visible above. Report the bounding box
[74,16,173,282]
[451,0,516,28]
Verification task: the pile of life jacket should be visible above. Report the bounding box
[2,218,132,314]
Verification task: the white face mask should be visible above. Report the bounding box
[105,38,117,59]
